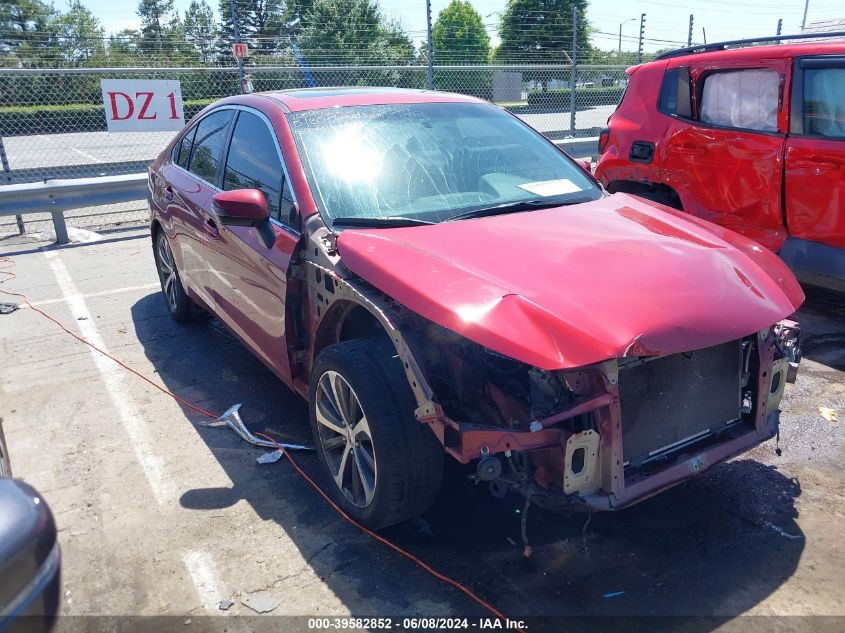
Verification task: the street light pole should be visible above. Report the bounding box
[618,18,635,56]
[801,0,809,32]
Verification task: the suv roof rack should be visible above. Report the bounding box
[654,30,845,61]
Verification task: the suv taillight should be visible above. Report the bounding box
[598,128,610,154]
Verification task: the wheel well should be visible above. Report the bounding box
[607,180,683,209]
[312,301,390,363]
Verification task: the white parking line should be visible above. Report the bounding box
[182,550,225,610]
[42,249,229,613]
[70,147,104,163]
[43,249,174,505]
[27,283,160,308]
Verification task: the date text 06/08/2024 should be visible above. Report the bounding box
[306,617,527,630]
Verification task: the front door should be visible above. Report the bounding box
[662,62,790,251]
[203,109,300,383]
[785,56,845,250]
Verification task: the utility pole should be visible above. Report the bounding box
[776,18,783,43]
[618,18,635,57]
[637,13,646,64]
[702,27,707,44]
[425,0,434,90]
[687,14,694,47]
[569,6,578,135]
[801,0,809,32]
[229,0,247,93]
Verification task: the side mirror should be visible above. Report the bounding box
[0,478,61,627]
[212,189,269,226]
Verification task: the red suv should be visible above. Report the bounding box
[595,37,845,292]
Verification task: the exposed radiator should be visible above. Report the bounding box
[619,339,743,466]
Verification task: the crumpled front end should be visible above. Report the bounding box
[411,318,801,512]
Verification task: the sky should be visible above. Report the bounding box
[76,0,845,53]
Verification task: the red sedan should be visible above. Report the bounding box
[148,87,803,529]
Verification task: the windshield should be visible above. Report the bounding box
[286,102,601,227]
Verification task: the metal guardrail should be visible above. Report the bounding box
[0,174,148,244]
[555,136,599,157]
[0,137,595,244]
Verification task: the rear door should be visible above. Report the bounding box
[785,56,845,250]
[662,61,790,251]
[160,109,235,307]
[203,108,300,383]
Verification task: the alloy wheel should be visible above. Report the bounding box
[314,370,377,508]
[156,234,179,312]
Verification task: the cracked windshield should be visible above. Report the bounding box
[288,102,600,226]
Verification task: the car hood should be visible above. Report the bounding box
[336,194,804,370]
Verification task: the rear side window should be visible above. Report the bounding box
[803,67,845,138]
[699,69,779,132]
[658,67,692,118]
[223,111,290,222]
[188,109,234,185]
[174,126,196,169]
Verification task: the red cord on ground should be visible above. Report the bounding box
[0,253,523,631]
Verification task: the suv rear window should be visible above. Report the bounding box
[699,69,779,132]
[658,67,692,118]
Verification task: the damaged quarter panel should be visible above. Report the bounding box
[336,193,803,370]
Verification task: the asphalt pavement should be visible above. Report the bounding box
[0,226,842,631]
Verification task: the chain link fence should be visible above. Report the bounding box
[0,64,627,237]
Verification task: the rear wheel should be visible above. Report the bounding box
[310,339,443,529]
[154,230,199,322]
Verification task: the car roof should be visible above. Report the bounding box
[256,87,487,112]
[657,40,845,68]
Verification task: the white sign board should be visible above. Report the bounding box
[100,79,185,132]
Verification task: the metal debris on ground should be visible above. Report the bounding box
[241,591,279,614]
[218,599,234,611]
[819,407,838,424]
[257,449,283,464]
[0,303,18,314]
[602,591,625,598]
[197,403,313,451]
[763,521,802,540]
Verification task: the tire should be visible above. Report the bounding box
[309,338,443,529]
[153,229,199,323]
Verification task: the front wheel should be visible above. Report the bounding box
[310,339,443,529]
[154,230,199,323]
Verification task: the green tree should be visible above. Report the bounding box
[432,0,489,64]
[137,0,180,53]
[0,0,57,67]
[217,0,286,58]
[297,0,413,66]
[53,0,106,66]
[183,0,217,62]
[497,0,589,65]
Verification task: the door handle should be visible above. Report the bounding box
[202,217,220,239]
[164,186,174,202]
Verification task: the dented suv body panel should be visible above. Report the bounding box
[594,42,845,292]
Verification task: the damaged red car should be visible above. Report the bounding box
[147,87,804,528]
